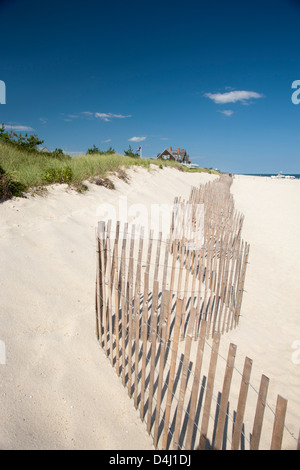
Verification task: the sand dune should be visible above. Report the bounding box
[0,167,217,449]
[0,167,299,450]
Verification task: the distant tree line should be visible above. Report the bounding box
[123,145,140,158]
[0,124,67,159]
[0,125,142,200]
[86,144,116,155]
[87,143,140,158]
[0,123,141,160]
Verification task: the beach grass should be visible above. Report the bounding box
[0,142,219,199]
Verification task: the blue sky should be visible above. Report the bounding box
[0,0,300,173]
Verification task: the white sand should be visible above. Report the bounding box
[1,168,299,450]
[226,174,300,449]
[0,167,217,450]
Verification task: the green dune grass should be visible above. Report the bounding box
[0,142,219,200]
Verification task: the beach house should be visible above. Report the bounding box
[157,146,191,164]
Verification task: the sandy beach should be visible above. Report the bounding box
[0,167,299,450]
[228,174,300,448]
[0,167,216,450]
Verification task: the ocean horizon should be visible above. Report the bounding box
[241,173,300,179]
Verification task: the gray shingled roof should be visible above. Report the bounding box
[157,147,190,163]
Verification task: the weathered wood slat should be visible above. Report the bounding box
[147,279,159,435]
[270,395,288,450]
[199,332,220,450]
[185,319,207,449]
[250,374,269,450]
[161,298,183,449]
[214,343,237,450]
[231,356,253,450]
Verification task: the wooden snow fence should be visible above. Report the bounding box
[169,174,248,339]
[94,176,299,450]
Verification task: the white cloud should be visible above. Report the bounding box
[95,112,132,121]
[95,113,111,122]
[160,137,168,140]
[102,139,111,143]
[39,117,48,124]
[205,90,263,104]
[218,110,234,117]
[128,136,146,142]
[110,113,131,119]
[4,124,34,131]
[60,111,131,122]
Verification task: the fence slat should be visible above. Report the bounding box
[113,222,121,375]
[235,242,250,326]
[105,230,114,365]
[95,230,102,342]
[180,249,192,340]
[250,374,269,450]
[140,271,150,421]
[214,342,237,450]
[161,298,183,450]
[173,306,198,449]
[134,228,144,408]
[199,332,220,450]
[185,319,207,449]
[127,225,136,398]
[270,395,288,450]
[153,290,170,448]
[120,223,128,386]
[98,221,108,355]
[147,279,159,435]
[231,356,253,450]
[154,232,162,281]
[166,241,178,340]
